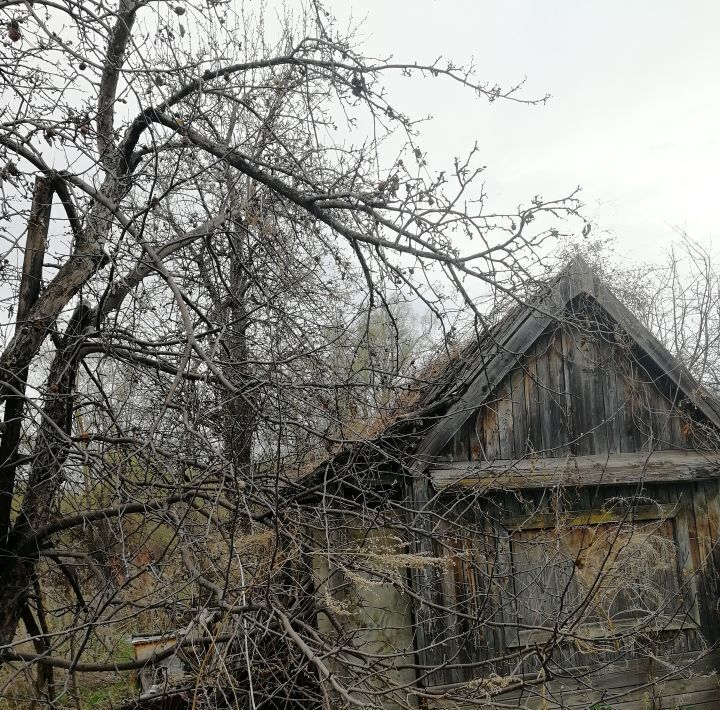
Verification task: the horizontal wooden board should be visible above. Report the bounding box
[502,502,680,531]
[431,450,720,490]
[482,677,720,710]
[439,650,720,709]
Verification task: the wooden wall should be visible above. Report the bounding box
[438,322,713,463]
[416,315,720,706]
[418,480,720,707]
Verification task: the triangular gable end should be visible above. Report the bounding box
[414,257,720,470]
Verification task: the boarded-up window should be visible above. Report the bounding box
[499,505,698,647]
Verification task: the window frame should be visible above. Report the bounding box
[497,503,701,648]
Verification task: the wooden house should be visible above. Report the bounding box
[314,258,720,709]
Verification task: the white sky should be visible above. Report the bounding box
[336,1,720,265]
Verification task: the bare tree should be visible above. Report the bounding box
[0,0,587,707]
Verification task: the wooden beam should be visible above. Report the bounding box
[422,648,720,700]
[502,502,680,531]
[430,450,720,490]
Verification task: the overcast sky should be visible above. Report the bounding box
[335,1,720,265]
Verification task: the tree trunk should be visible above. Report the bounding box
[223,224,254,484]
[0,304,92,648]
[0,177,51,541]
[22,599,56,707]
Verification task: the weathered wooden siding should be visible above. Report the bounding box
[439,321,709,463]
[412,301,720,706]
[475,649,720,709]
[422,479,720,707]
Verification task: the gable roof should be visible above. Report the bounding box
[412,256,720,471]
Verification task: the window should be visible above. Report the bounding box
[498,504,698,648]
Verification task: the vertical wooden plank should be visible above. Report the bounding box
[434,517,466,686]
[471,404,508,462]
[655,371,687,449]
[619,360,643,453]
[691,482,720,640]
[575,330,595,455]
[673,486,702,629]
[463,521,493,671]
[468,410,483,460]
[561,327,578,456]
[640,372,657,452]
[481,508,507,671]
[586,330,609,455]
[495,524,519,651]
[406,476,453,687]
[497,375,514,460]
[524,343,543,455]
[453,419,470,461]
[488,495,518,678]
[511,366,528,459]
[475,399,501,461]
[708,478,720,645]
[562,327,590,455]
[651,386,673,451]
[640,369,667,452]
[668,410,686,449]
[475,521,497,666]
[607,330,641,454]
[668,398,686,449]
[613,355,635,454]
[598,335,623,454]
[534,331,555,458]
[547,328,570,457]
[631,361,653,453]
[437,429,455,461]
